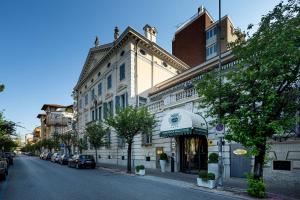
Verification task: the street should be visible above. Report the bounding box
[0,156,241,200]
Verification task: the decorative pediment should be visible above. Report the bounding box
[105,92,113,100]
[117,84,127,93]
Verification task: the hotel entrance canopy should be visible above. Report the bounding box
[159,109,207,138]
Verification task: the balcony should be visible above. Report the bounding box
[147,88,198,113]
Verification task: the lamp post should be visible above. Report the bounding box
[217,0,224,187]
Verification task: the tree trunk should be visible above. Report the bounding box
[253,142,266,180]
[127,142,132,173]
[95,148,98,166]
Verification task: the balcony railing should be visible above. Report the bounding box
[147,88,198,113]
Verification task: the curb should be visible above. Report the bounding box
[96,166,296,200]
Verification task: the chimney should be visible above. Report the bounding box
[143,24,157,43]
[198,5,204,14]
[114,26,119,41]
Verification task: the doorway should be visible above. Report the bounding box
[179,135,207,173]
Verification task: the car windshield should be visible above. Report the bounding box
[80,155,93,159]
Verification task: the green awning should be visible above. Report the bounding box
[160,127,207,138]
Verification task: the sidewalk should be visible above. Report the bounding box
[98,163,299,200]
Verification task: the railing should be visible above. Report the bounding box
[171,88,197,103]
[147,88,198,113]
[147,100,164,113]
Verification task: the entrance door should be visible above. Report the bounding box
[179,135,207,173]
[230,144,251,178]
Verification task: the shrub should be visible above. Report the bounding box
[135,165,145,172]
[160,153,168,162]
[246,173,266,198]
[198,171,215,181]
[208,153,218,163]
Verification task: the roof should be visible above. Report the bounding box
[41,104,67,111]
[37,114,46,118]
[149,50,235,96]
[74,26,190,91]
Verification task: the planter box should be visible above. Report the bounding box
[196,178,216,189]
[135,169,145,176]
[160,160,166,172]
[208,163,219,179]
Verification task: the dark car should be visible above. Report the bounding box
[68,154,96,169]
[43,152,53,160]
[59,154,72,165]
[4,152,13,165]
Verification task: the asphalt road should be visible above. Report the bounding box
[0,156,241,200]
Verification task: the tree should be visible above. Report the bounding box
[59,131,76,155]
[85,122,106,165]
[106,106,156,173]
[75,136,88,154]
[196,0,300,180]
[0,84,4,92]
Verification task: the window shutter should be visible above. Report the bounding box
[110,100,114,116]
[125,92,128,106]
[103,102,107,119]
[115,96,120,111]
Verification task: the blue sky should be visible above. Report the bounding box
[0,0,281,140]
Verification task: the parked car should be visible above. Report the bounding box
[43,152,52,160]
[59,154,72,165]
[51,153,59,162]
[68,154,96,169]
[55,154,61,163]
[0,157,8,181]
[40,152,46,159]
[4,152,13,165]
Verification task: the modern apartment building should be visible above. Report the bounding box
[172,6,237,67]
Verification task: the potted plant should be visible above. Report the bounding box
[208,152,219,179]
[197,171,216,189]
[159,152,168,172]
[135,165,145,176]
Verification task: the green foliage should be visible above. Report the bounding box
[106,106,156,144]
[198,171,215,181]
[59,131,76,154]
[85,122,106,149]
[208,153,218,163]
[0,84,4,92]
[196,0,300,179]
[75,136,88,154]
[106,106,156,173]
[135,165,145,172]
[159,152,168,161]
[246,173,266,198]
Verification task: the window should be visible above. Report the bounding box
[273,161,291,171]
[79,99,82,109]
[107,62,111,68]
[142,133,152,145]
[118,136,125,148]
[98,72,101,77]
[119,64,125,81]
[98,83,102,96]
[162,61,168,67]
[115,93,127,110]
[91,89,95,100]
[139,96,147,107]
[91,110,95,121]
[206,27,217,40]
[84,94,88,106]
[206,43,218,58]
[95,108,98,120]
[104,101,114,119]
[107,75,112,89]
[139,49,146,55]
[98,106,102,121]
[120,50,125,56]
[105,129,111,148]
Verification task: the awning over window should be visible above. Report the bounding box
[159,109,208,138]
